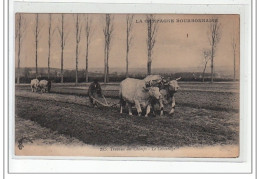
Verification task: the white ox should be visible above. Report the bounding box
[144,75,181,115]
[119,78,163,117]
[39,80,51,93]
[30,79,39,92]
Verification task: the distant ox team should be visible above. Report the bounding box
[30,79,51,93]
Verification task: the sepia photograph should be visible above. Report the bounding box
[14,13,240,158]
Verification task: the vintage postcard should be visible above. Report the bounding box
[14,13,240,158]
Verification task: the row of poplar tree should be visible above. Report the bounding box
[16,14,158,84]
[16,14,236,84]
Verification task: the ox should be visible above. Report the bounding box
[119,78,163,117]
[30,79,39,92]
[144,75,181,115]
[39,80,51,93]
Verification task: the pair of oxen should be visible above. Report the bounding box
[30,79,51,93]
[119,75,181,117]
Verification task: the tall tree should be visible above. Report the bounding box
[47,14,55,79]
[85,15,93,83]
[74,14,82,85]
[103,14,114,83]
[201,49,211,82]
[125,15,134,78]
[146,15,158,75]
[34,14,41,78]
[16,14,26,84]
[57,14,69,83]
[231,27,237,81]
[208,19,221,83]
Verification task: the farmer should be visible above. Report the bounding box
[88,79,105,107]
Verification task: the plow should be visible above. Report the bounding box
[92,96,118,108]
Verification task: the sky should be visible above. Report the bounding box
[15,14,240,73]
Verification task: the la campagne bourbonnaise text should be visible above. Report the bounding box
[136,18,218,23]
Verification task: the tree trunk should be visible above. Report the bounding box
[35,14,39,78]
[17,36,21,84]
[60,14,64,83]
[202,61,208,82]
[17,68,20,84]
[48,14,51,79]
[126,54,129,78]
[147,61,152,75]
[48,50,50,79]
[233,52,236,81]
[85,43,89,83]
[104,42,107,83]
[35,38,38,78]
[147,50,152,75]
[75,42,79,85]
[106,47,109,83]
[103,14,113,83]
[202,70,205,82]
[85,16,92,83]
[126,25,129,78]
[17,61,20,84]
[107,65,109,83]
[61,48,64,83]
[210,46,214,83]
[147,17,152,75]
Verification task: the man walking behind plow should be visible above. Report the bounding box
[88,79,107,107]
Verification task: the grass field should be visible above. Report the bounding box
[15,82,239,151]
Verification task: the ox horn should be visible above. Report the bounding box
[176,77,182,81]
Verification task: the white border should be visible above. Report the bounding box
[7,0,253,174]
[10,0,252,5]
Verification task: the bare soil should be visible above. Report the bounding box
[15,116,85,146]
[15,83,239,148]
